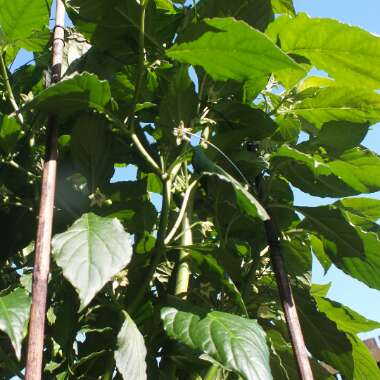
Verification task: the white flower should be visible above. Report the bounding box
[88,188,111,207]
[173,121,192,145]
[201,221,214,236]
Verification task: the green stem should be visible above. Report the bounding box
[174,163,194,298]
[129,1,148,132]
[164,179,198,245]
[169,221,202,243]
[204,364,219,380]
[108,114,161,175]
[2,159,37,178]
[128,178,171,315]
[174,204,194,298]
[120,0,160,175]
[0,53,23,124]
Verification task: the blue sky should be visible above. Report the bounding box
[11,0,380,338]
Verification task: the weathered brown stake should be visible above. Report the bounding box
[25,1,65,379]
[264,219,314,380]
[255,175,314,380]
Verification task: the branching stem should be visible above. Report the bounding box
[164,179,198,245]
[121,0,161,175]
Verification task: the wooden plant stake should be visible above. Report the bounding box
[255,176,314,380]
[25,1,65,379]
[263,218,314,380]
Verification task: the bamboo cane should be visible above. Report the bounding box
[25,1,65,379]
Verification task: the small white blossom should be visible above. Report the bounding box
[89,188,111,207]
[201,221,214,236]
[173,121,192,145]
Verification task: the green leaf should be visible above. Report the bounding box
[312,291,380,335]
[310,283,331,298]
[52,213,133,310]
[274,13,380,89]
[212,101,277,141]
[328,148,380,194]
[310,235,332,273]
[0,0,51,48]
[272,146,380,197]
[189,249,247,314]
[271,0,295,16]
[311,291,380,379]
[281,238,312,276]
[268,328,334,380]
[0,116,22,154]
[159,66,198,133]
[198,0,274,31]
[193,147,269,221]
[161,308,273,380]
[300,205,380,290]
[335,197,380,222]
[299,206,364,259]
[308,121,369,155]
[115,313,147,380]
[27,72,111,116]
[0,288,31,359]
[291,87,380,127]
[154,0,176,14]
[271,145,345,197]
[167,17,304,83]
[295,288,354,378]
[348,336,380,380]
[71,113,114,190]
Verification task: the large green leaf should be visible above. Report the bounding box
[158,66,198,140]
[272,146,380,197]
[189,249,247,314]
[295,288,354,378]
[193,147,269,220]
[281,238,312,276]
[0,116,22,155]
[271,0,295,16]
[27,72,111,116]
[311,290,380,379]
[272,13,380,89]
[307,121,369,155]
[290,87,380,127]
[299,206,364,259]
[310,235,332,273]
[115,313,147,380]
[348,336,380,380]
[167,17,304,82]
[71,113,114,190]
[312,290,380,335]
[335,197,380,222]
[328,148,380,194]
[198,0,274,31]
[0,288,31,359]
[0,0,50,48]
[52,213,133,310]
[300,205,380,290]
[268,329,334,380]
[161,307,273,380]
[271,146,348,197]
[212,101,278,141]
